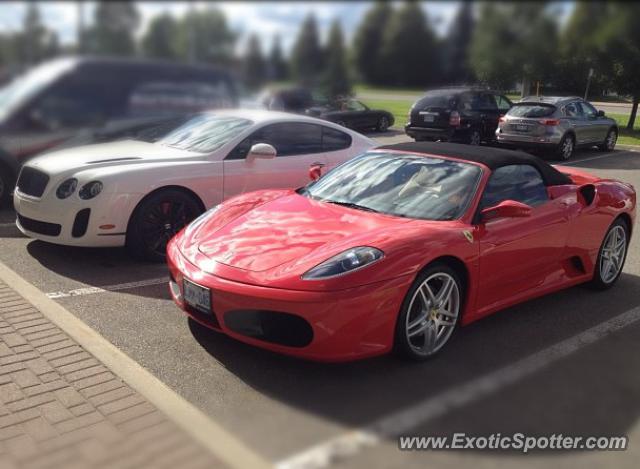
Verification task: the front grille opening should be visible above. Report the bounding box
[224,310,313,348]
[16,167,50,197]
[72,209,91,238]
[17,214,61,236]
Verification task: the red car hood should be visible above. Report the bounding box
[195,193,411,272]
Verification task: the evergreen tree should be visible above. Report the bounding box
[322,20,351,98]
[86,1,140,56]
[379,2,438,87]
[352,1,392,84]
[176,7,236,65]
[243,34,267,90]
[444,2,475,84]
[290,14,323,85]
[268,35,288,81]
[142,14,179,60]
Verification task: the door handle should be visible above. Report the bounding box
[311,162,325,167]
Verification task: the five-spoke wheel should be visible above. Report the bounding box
[590,219,628,289]
[395,264,462,359]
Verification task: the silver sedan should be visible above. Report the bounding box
[495,96,618,160]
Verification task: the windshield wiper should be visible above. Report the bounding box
[324,200,380,213]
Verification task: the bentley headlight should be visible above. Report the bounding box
[56,178,78,199]
[79,181,103,200]
[302,246,383,280]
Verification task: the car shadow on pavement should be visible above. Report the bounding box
[25,240,169,299]
[574,149,640,170]
[189,272,640,447]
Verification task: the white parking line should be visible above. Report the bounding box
[563,151,619,166]
[276,305,640,469]
[47,276,167,299]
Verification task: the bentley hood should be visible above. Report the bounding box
[25,140,199,175]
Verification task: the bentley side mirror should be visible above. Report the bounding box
[247,143,277,162]
[597,110,605,117]
[481,200,532,222]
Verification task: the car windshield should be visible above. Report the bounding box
[158,114,252,153]
[0,58,76,122]
[508,104,556,118]
[301,152,482,221]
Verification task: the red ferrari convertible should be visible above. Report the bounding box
[167,142,636,362]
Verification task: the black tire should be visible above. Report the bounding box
[468,128,481,146]
[556,134,575,160]
[588,218,629,290]
[126,189,203,262]
[394,262,463,360]
[377,116,390,132]
[598,128,617,152]
[0,164,15,209]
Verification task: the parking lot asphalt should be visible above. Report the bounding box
[1,134,639,468]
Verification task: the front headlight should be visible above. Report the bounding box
[56,178,78,199]
[79,181,103,200]
[302,246,384,280]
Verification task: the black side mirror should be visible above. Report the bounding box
[597,110,605,117]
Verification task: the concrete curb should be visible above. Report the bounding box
[0,260,272,469]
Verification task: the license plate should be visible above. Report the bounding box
[423,114,435,123]
[183,279,211,314]
[515,124,530,132]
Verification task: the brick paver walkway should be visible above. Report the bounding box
[0,281,223,469]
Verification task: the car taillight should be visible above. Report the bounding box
[449,111,461,127]
[539,119,560,126]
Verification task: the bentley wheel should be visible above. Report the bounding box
[589,218,629,290]
[556,134,574,160]
[395,263,462,360]
[598,129,617,152]
[127,189,202,262]
[377,116,390,132]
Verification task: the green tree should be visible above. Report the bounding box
[444,2,475,84]
[322,20,351,98]
[599,2,640,129]
[470,2,558,93]
[379,1,438,87]
[86,1,140,56]
[142,14,179,60]
[176,7,236,65]
[13,3,49,65]
[243,34,267,90]
[268,35,288,81]
[352,1,392,84]
[290,14,323,85]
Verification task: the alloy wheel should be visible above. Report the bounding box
[405,272,460,356]
[599,225,627,284]
[606,130,617,151]
[379,117,389,131]
[561,137,573,160]
[141,200,196,257]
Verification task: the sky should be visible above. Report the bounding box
[0,1,574,55]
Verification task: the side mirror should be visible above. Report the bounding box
[481,200,532,222]
[597,110,605,117]
[309,163,323,181]
[247,143,276,162]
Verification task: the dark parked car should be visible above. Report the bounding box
[260,87,315,114]
[0,56,237,206]
[306,99,394,132]
[495,96,618,160]
[405,88,512,145]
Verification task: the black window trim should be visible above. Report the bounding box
[473,163,549,224]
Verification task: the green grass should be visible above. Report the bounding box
[354,84,425,97]
[610,113,640,146]
[361,100,640,147]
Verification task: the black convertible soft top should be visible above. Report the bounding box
[378,142,572,186]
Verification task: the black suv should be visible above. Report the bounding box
[405,88,512,145]
[0,56,237,206]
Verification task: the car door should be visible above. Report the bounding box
[494,94,512,117]
[578,101,608,143]
[562,101,589,145]
[222,122,328,199]
[475,165,570,312]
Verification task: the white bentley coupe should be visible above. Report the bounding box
[13,110,375,260]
